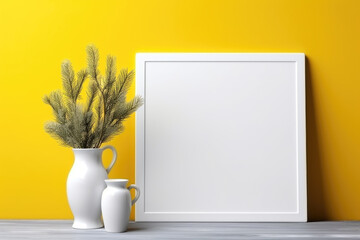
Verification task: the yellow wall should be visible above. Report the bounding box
[0,0,360,221]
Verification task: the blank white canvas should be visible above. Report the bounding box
[136,53,306,222]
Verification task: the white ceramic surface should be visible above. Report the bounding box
[101,179,140,232]
[66,146,117,229]
[135,53,306,222]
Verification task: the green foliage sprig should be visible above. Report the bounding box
[44,45,143,148]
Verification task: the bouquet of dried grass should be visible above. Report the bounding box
[44,45,143,148]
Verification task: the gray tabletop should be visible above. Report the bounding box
[1,220,360,239]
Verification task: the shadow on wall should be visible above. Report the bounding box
[306,57,326,221]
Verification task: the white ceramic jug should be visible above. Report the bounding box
[66,146,117,229]
[101,179,140,232]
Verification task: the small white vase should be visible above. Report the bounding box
[66,146,117,229]
[101,179,140,232]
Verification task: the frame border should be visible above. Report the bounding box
[135,53,306,222]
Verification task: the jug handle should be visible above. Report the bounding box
[128,185,140,206]
[101,145,117,174]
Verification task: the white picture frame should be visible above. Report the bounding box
[135,53,306,222]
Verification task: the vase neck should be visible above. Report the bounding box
[72,148,103,164]
[105,179,128,188]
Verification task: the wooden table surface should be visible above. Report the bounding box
[1,221,360,239]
